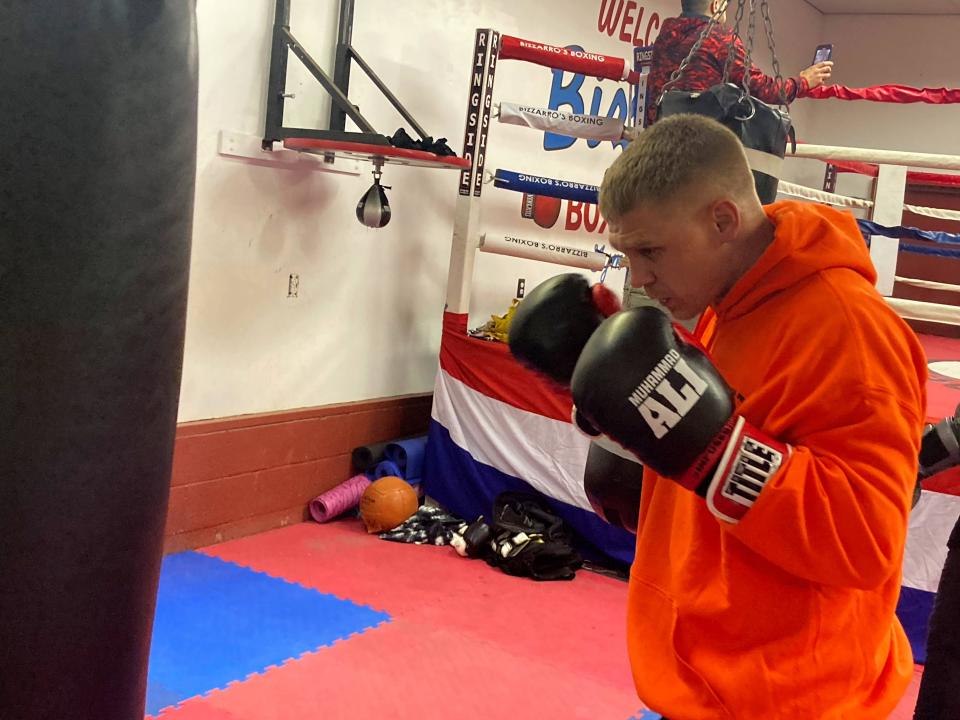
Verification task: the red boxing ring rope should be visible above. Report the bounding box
[828,159,960,188]
[807,84,960,105]
[498,34,640,84]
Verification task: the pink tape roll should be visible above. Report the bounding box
[309,474,372,523]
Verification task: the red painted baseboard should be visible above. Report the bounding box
[164,393,433,553]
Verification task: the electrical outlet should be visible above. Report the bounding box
[517,278,526,298]
[288,273,299,298]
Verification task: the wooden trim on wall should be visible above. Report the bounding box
[164,393,433,554]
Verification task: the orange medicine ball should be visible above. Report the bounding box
[359,476,418,533]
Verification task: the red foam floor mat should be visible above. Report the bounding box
[153,520,642,719]
[149,521,924,719]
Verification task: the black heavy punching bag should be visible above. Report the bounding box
[0,3,198,719]
[913,520,960,720]
[913,407,960,719]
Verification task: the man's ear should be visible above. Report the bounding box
[712,198,741,243]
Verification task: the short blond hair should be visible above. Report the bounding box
[599,114,755,221]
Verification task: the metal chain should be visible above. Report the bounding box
[658,0,789,111]
[657,1,728,104]
[741,0,758,96]
[760,0,789,106]
[722,0,747,84]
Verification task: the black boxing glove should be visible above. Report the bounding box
[571,307,791,524]
[508,273,620,387]
[454,518,493,559]
[919,404,960,480]
[583,437,643,533]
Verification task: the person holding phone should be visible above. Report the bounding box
[644,0,834,127]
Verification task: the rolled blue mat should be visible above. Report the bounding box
[493,169,600,205]
[351,441,390,474]
[385,436,429,480]
[373,460,403,479]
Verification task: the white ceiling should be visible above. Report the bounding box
[807,0,960,13]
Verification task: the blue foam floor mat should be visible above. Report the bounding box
[146,551,389,715]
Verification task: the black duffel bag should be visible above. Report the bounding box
[486,492,583,581]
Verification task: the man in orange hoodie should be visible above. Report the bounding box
[597,114,926,719]
[510,114,926,719]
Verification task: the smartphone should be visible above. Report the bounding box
[813,44,833,64]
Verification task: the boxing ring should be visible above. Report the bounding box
[422,30,640,566]
[420,28,960,660]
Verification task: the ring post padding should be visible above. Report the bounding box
[479,233,609,271]
[493,169,600,205]
[870,165,908,297]
[446,29,499,315]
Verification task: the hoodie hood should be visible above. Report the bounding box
[715,201,876,321]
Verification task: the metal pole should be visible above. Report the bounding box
[328,0,355,132]
[283,27,376,134]
[263,0,292,148]
[349,47,429,140]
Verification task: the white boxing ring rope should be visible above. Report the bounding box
[904,204,960,222]
[783,141,960,328]
[789,144,960,172]
[777,181,876,210]
[886,298,960,325]
[896,277,960,294]
[778,180,960,222]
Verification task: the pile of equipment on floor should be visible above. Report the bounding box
[308,435,583,581]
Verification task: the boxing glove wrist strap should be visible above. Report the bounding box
[705,416,791,524]
[573,406,789,524]
[674,416,738,494]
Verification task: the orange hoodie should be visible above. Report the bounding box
[628,201,927,719]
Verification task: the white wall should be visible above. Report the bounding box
[796,13,960,200]
[804,14,960,152]
[181,0,829,422]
